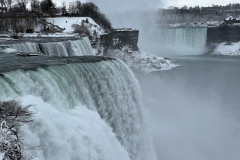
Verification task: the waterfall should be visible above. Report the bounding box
[140,27,207,54]
[0,60,156,160]
[11,42,41,53]
[11,37,93,56]
[160,28,207,50]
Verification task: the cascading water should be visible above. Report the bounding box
[10,42,41,53]
[11,37,93,56]
[39,37,93,56]
[0,59,156,160]
[140,27,207,54]
[159,28,207,49]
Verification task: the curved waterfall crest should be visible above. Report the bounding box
[0,59,154,160]
[158,28,207,48]
[11,42,41,53]
[11,37,93,56]
[141,27,207,52]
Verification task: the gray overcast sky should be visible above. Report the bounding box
[56,0,240,27]
[87,0,162,13]
[59,0,240,9]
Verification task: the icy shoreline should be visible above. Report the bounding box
[213,41,240,56]
[106,49,179,73]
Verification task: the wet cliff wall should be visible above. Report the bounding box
[207,26,240,45]
[101,29,139,53]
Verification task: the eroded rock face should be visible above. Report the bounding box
[101,29,140,54]
[207,26,240,45]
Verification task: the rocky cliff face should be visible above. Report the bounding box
[101,28,139,54]
[207,26,240,45]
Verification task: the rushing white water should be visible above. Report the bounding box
[11,37,93,56]
[0,45,17,53]
[20,95,131,160]
[0,60,156,160]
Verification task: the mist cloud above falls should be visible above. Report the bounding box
[87,0,162,28]
[86,0,167,53]
[89,0,163,12]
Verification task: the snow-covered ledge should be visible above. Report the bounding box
[106,49,179,73]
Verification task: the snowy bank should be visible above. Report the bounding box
[0,17,105,38]
[106,49,178,73]
[213,41,240,56]
[46,17,104,35]
[167,21,220,28]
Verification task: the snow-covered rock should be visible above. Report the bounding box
[225,16,234,20]
[167,21,220,28]
[106,49,178,73]
[0,153,4,160]
[22,33,79,38]
[213,41,240,56]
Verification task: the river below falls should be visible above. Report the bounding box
[136,54,240,160]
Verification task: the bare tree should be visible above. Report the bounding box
[68,2,76,15]
[17,0,28,12]
[6,0,12,11]
[0,0,6,32]
[75,0,82,15]
[72,23,91,37]
[30,0,40,13]
[0,100,33,160]
[61,1,67,15]
[0,0,6,12]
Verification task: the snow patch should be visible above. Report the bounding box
[22,33,80,38]
[168,21,220,28]
[106,49,179,73]
[213,41,240,56]
[225,16,234,20]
